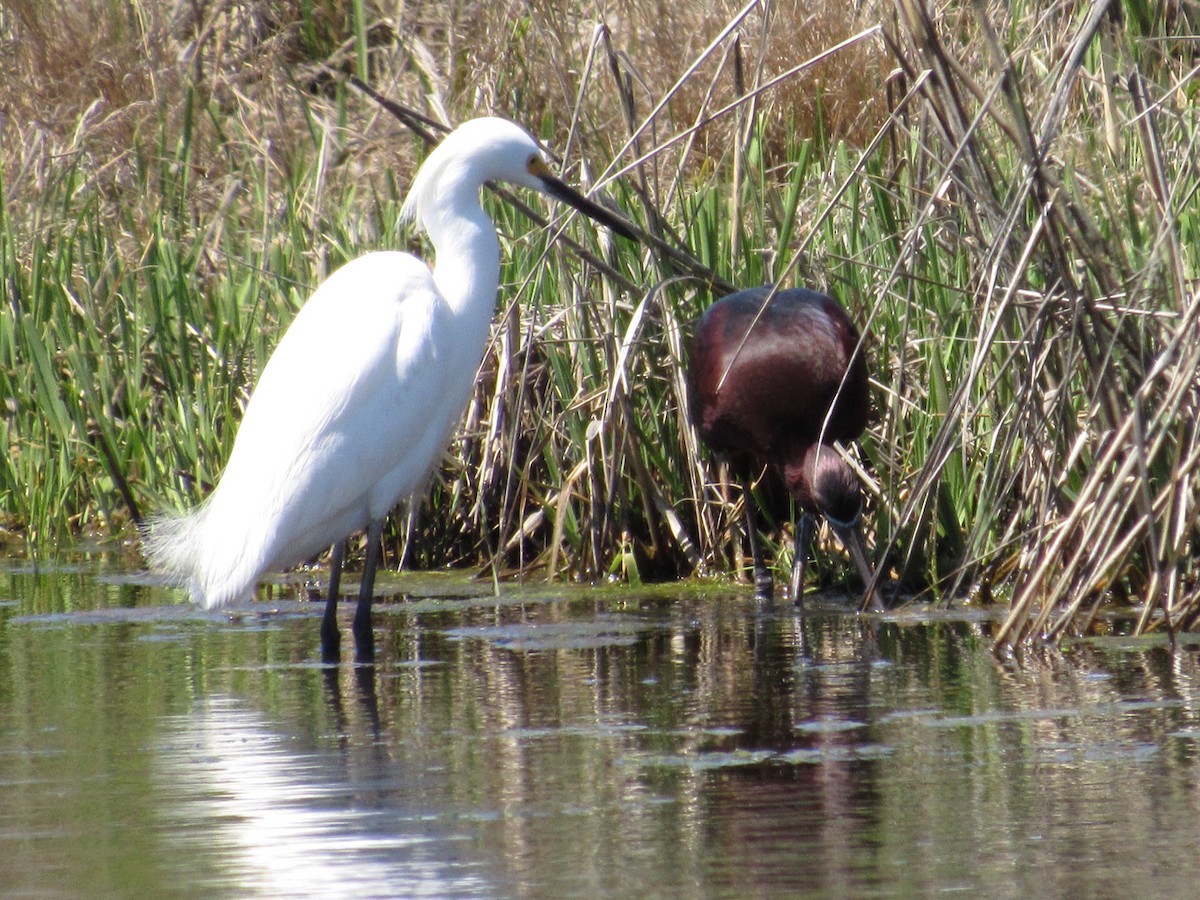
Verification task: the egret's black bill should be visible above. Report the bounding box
[540,174,637,241]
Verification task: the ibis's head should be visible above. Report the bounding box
[787,443,880,611]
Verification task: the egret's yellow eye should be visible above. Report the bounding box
[527,154,549,176]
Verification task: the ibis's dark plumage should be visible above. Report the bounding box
[689,287,880,609]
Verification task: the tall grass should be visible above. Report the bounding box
[3,0,1198,650]
[873,0,1200,647]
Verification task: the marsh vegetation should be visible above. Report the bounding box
[2,0,1198,649]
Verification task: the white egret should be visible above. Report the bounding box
[143,117,634,662]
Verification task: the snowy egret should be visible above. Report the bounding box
[143,117,634,662]
[688,287,879,610]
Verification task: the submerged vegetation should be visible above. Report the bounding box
[2,0,1198,649]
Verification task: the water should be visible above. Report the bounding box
[4,551,1200,898]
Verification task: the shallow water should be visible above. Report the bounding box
[4,552,1200,898]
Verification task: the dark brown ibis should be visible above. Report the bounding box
[689,286,880,610]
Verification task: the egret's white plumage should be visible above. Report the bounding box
[143,117,632,660]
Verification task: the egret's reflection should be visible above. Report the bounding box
[154,695,495,897]
[323,662,382,741]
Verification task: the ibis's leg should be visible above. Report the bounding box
[789,513,816,609]
[320,542,345,663]
[741,479,773,602]
[353,519,383,663]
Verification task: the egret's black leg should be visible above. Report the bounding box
[741,478,774,602]
[353,519,382,663]
[789,513,816,609]
[320,541,345,663]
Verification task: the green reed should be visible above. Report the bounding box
[4,0,1199,648]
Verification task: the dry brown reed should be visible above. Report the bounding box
[875,0,1200,648]
[5,0,1200,651]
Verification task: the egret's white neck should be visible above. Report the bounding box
[422,174,502,320]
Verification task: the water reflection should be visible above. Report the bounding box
[5,556,1200,896]
[154,694,495,898]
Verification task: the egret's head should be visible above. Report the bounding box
[400,117,634,240]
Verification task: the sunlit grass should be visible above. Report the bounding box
[3,0,1199,648]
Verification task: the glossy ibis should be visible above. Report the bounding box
[143,117,634,663]
[689,286,880,609]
